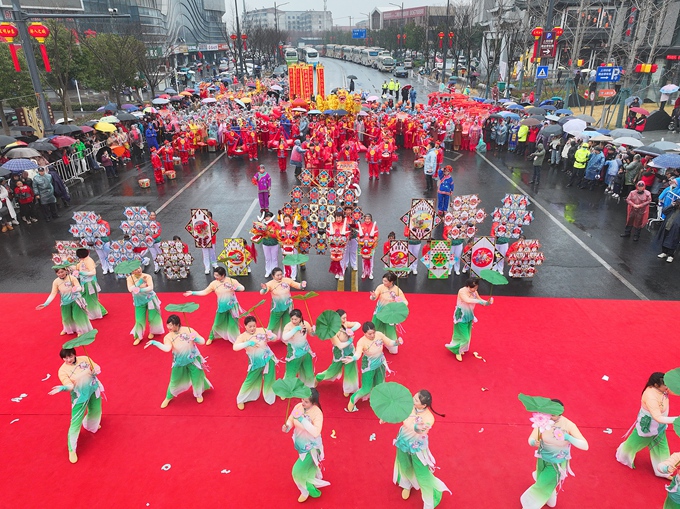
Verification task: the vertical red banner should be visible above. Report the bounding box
[316,64,325,98]
[289,64,298,98]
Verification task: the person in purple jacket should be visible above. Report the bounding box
[255,164,272,213]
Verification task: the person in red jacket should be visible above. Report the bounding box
[14,179,38,223]
[277,137,287,172]
[246,129,259,162]
[367,143,381,180]
[161,140,174,172]
[151,147,164,184]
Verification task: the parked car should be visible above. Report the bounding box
[393,66,408,78]
[403,59,413,69]
[272,65,288,78]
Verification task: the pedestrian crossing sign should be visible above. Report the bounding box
[536,66,549,79]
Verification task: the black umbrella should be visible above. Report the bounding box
[634,145,665,157]
[116,112,138,121]
[96,146,113,162]
[0,167,11,178]
[10,125,35,132]
[53,124,81,135]
[29,141,58,152]
[0,135,17,147]
[347,75,358,80]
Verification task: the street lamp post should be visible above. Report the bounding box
[441,0,451,83]
[389,2,404,58]
[274,1,290,64]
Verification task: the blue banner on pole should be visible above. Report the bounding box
[352,29,367,39]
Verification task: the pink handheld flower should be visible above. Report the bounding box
[529,413,554,433]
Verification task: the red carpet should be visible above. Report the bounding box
[3,292,678,508]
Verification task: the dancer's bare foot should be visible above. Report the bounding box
[401,488,411,500]
[160,398,171,408]
[148,333,154,339]
[455,354,463,362]
[237,403,245,410]
[206,338,213,345]
[133,338,141,346]
[196,396,203,404]
[60,330,67,336]
[69,451,78,463]
[298,494,309,503]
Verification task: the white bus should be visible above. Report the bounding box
[360,47,380,67]
[283,47,298,65]
[342,46,353,60]
[374,50,391,68]
[377,55,395,72]
[297,46,319,68]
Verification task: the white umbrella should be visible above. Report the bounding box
[612,137,644,147]
[55,118,75,124]
[270,85,283,91]
[589,134,613,142]
[610,128,643,139]
[563,119,587,135]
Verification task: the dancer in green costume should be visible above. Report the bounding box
[616,372,677,477]
[145,314,212,408]
[391,390,451,508]
[282,309,316,387]
[344,321,401,412]
[260,267,306,340]
[126,263,164,345]
[75,248,107,320]
[48,348,104,464]
[282,388,330,502]
[659,452,680,508]
[316,309,361,397]
[36,267,93,336]
[369,272,408,354]
[233,315,278,409]
[184,266,244,344]
[445,277,492,361]
[520,400,589,509]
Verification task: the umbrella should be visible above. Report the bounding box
[184,88,195,93]
[506,104,525,111]
[152,98,169,105]
[291,291,319,323]
[270,84,283,91]
[62,329,98,369]
[530,114,546,121]
[1,158,38,173]
[369,382,413,423]
[100,115,119,123]
[50,136,77,148]
[0,167,10,178]
[596,128,611,135]
[551,96,563,101]
[5,147,40,158]
[0,135,16,147]
[630,106,650,116]
[557,116,573,125]
[357,111,369,116]
[555,108,573,115]
[375,302,409,325]
[347,74,358,80]
[94,122,116,133]
[634,145,665,157]
[233,99,246,108]
[54,117,75,124]
[539,100,554,106]
[479,269,508,297]
[273,378,311,421]
[542,105,556,112]
[610,128,642,139]
[165,302,200,329]
[525,106,546,115]
[661,85,679,94]
[518,393,564,415]
[28,141,57,152]
[563,119,588,135]
[201,98,217,104]
[283,253,310,265]
[114,260,141,275]
[292,107,307,112]
[308,109,322,115]
[334,109,348,116]
[589,134,613,142]
[665,368,680,395]
[179,91,192,96]
[542,125,563,136]
[170,95,183,102]
[649,141,680,151]
[402,84,412,91]
[53,124,81,135]
[116,112,138,121]
[238,299,267,327]
[157,94,170,99]
[164,87,178,94]
[612,137,644,147]
[10,125,35,132]
[315,310,343,340]
[366,95,380,102]
[498,112,520,121]
[498,99,511,104]
[143,107,158,114]
[625,95,641,106]
[575,114,596,123]
[520,118,541,127]
[79,126,94,133]
[121,103,139,111]
[647,153,680,168]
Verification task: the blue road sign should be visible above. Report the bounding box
[352,29,367,39]
[536,66,549,80]
[595,66,622,82]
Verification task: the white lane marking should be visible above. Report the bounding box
[156,152,225,213]
[478,153,649,300]
[230,198,259,238]
[444,152,463,163]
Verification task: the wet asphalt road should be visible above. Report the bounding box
[2,58,678,300]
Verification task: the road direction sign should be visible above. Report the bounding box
[352,29,367,39]
[598,89,616,98]
[539,31,556,57]
[536,66,549,80]
[595,66,622,82]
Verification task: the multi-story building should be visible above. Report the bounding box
[243,8,332,33]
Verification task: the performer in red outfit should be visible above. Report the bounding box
[246,129,259,161]
[151,147,164,184]
[161,140,174,172]
[327,211,349,280]
[174,134,189,164]
[367,143,381,180]
[277,138,288,172]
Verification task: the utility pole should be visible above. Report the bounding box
[533,0,555,104]
[441,0,450,83]
[235,0,245,76]
[10,0,129,134]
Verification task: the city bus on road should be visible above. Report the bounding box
[351,47,362,64]
[377,55,395,72]
[342,46,353,60]
[360,47,380,67]
[283,47,298,66]
[297,46,319,68]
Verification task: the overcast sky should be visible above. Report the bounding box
[226,0,454,26]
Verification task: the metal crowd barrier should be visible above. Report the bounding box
[49,141,106,186]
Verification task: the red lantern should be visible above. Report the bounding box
[27,22,52,72]
[531,27,543,39]
[0,22,20,71]
[448,31,454,48]
[438,31,444,49]
[553,26,563,38]
[241,33,247,51]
